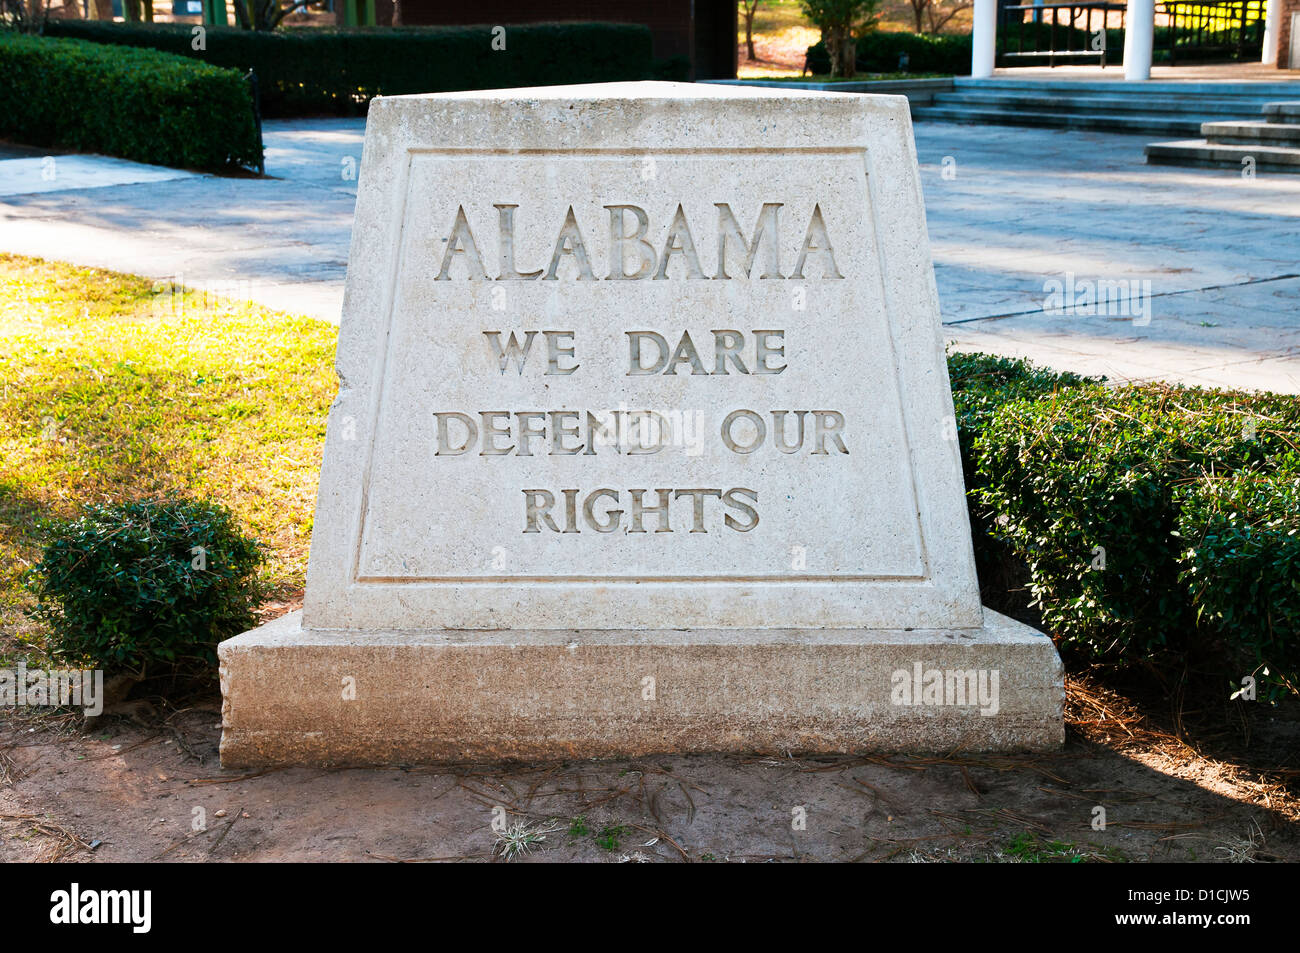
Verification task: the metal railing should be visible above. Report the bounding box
[996,0,1267,67]
[998,2,1127,67]
[1160,0,1267,64]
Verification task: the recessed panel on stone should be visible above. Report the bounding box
[359,153,922,581]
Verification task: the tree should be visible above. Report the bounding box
[122,0,154,22]
[0,0,32,30]
[799,0,880,77]
[906,0,971,34]
[232,0,322,30]
[740,0,762,60]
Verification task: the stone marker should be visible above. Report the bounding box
[219,81,1063,766]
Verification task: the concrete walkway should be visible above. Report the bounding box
[0,154,198,196]
[0,120,361,323]
[0,116,1296,392]
[920,122,1300,392]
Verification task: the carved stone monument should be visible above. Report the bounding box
[219,82,1064,765]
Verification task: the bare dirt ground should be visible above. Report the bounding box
[2,673,1296,863]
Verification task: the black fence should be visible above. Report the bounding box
[998,2,1126,67]
[996,0,1268,67]
[1162,0,1268,64]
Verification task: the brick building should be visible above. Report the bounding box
[1278,0,1300,67]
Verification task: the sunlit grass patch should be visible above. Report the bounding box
[0,254,337,661]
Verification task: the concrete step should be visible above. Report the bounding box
[931,90,1270,116]
[1145,138,1300,172]
[956,77,1300,97]
[918,78,1300,138]
[1263,101,1300,123]
[912,104,1205,135]
[1203,120,1300,147]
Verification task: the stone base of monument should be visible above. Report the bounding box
[218,609,1063,766]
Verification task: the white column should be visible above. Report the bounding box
[1123,0,1156,79]
[1262,0,1280,65]
[972,0,998,78]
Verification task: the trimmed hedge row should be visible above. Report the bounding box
[1176,466,1300,685]
[948,352,1100,492]
[0,33,261,172]
[805,31,973,75]
[43,21,656,117]
[950,353,1299,700]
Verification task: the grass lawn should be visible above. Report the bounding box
[0,254,337,663]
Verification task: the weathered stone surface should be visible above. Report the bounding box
[220,82,1063,764]
[220,609,1063,766]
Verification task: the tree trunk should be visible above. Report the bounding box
[829,27,856,78]
[92,0,112,19]
[745,11,756,59]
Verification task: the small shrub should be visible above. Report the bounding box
[26,497,263,674]
[0,33,262,172]
[595,824,629,851]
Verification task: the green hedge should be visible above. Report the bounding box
[805,31,972,75]
[0,33,261,172]
[948,352,1100,492]
[948,353,1102,618]
[43,21,656,117]
[950,353,1299,700]
[1176,466,1300,691]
